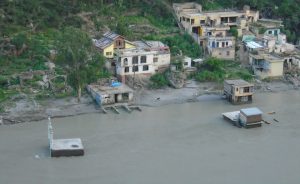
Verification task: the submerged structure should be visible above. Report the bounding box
[87,79,134,106]
[48,117,84,157]
[222,107,263,128]
[224,79,254,104]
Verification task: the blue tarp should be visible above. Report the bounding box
[111,82,121,87]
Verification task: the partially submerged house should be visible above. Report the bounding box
[239,107,263,128]
[87,79,134,106]
[224,79,254,104]
[222,107,263,128]
[115,41,171,82]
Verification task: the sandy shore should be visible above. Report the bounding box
[0,79,297,125]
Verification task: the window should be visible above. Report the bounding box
[216,42,219,47]
[143,65,149,71]
[132,56,138,64]
[191,19,195,25]
[227,51,230,56]
[132,65,139,72]
[117,40,122,46]
[124,67,129,73]
[123,58,128,65]
[200,41,203,46]
[226,42,228,46]
[141,56,147,63]
[106,52,112,56]
[268,30,272,34]
[244,87,250,93]
[153,57,158,63]
[200,20,205,25]
[222,42,225,47]
[184,62,188,66]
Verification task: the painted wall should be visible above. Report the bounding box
[103,44,114,59]
[125,42,136,49]
[269,61,284,77]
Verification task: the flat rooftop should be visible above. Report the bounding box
[240,107,263,116]
[225,79,253,86]
[51,138,84,151]
[88,84,133,95]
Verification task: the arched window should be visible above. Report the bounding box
[123,58,128,65]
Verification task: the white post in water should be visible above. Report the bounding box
[48,116,54,157]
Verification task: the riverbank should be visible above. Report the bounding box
[0,80,297,125]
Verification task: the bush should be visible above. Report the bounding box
[150,73,169,89]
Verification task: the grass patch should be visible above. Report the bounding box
[195,58,254,82]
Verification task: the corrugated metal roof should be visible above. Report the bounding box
[240,107,262,116]
[246,41,263,49]
[92,38,114,49]
[103,32,122,40]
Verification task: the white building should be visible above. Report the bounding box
[115,41,171,82]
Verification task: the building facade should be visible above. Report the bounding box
[93,32,135,59]
[207,36,236,59]
[224,79,254,104]
[249,53,284,79]
[115,41,171,82]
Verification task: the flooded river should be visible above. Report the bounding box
[1,90,300,184]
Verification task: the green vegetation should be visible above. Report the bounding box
[195,58,253,82]
[0,0,299,108]
[229,27,238,38]
[150,73,169,89]
[56,27,107,102]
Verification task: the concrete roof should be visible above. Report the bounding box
[240,107,263,116]
[225,79,253,86]
[133,41,169,50]
[88,84,133,95]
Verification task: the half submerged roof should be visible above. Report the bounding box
[240,107,263,116]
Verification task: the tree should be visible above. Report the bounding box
[56,27,106,102]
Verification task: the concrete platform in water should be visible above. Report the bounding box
[51,138,84,157]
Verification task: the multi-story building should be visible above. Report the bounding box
[224,79,254,104]
[173,3,259,34]
[249,52,284,79]
[115,41,171,82]
[207,36,236,59]
[92,32,135,59]
[173,2,259,59]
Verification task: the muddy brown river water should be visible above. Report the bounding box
[0,90,300,184]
